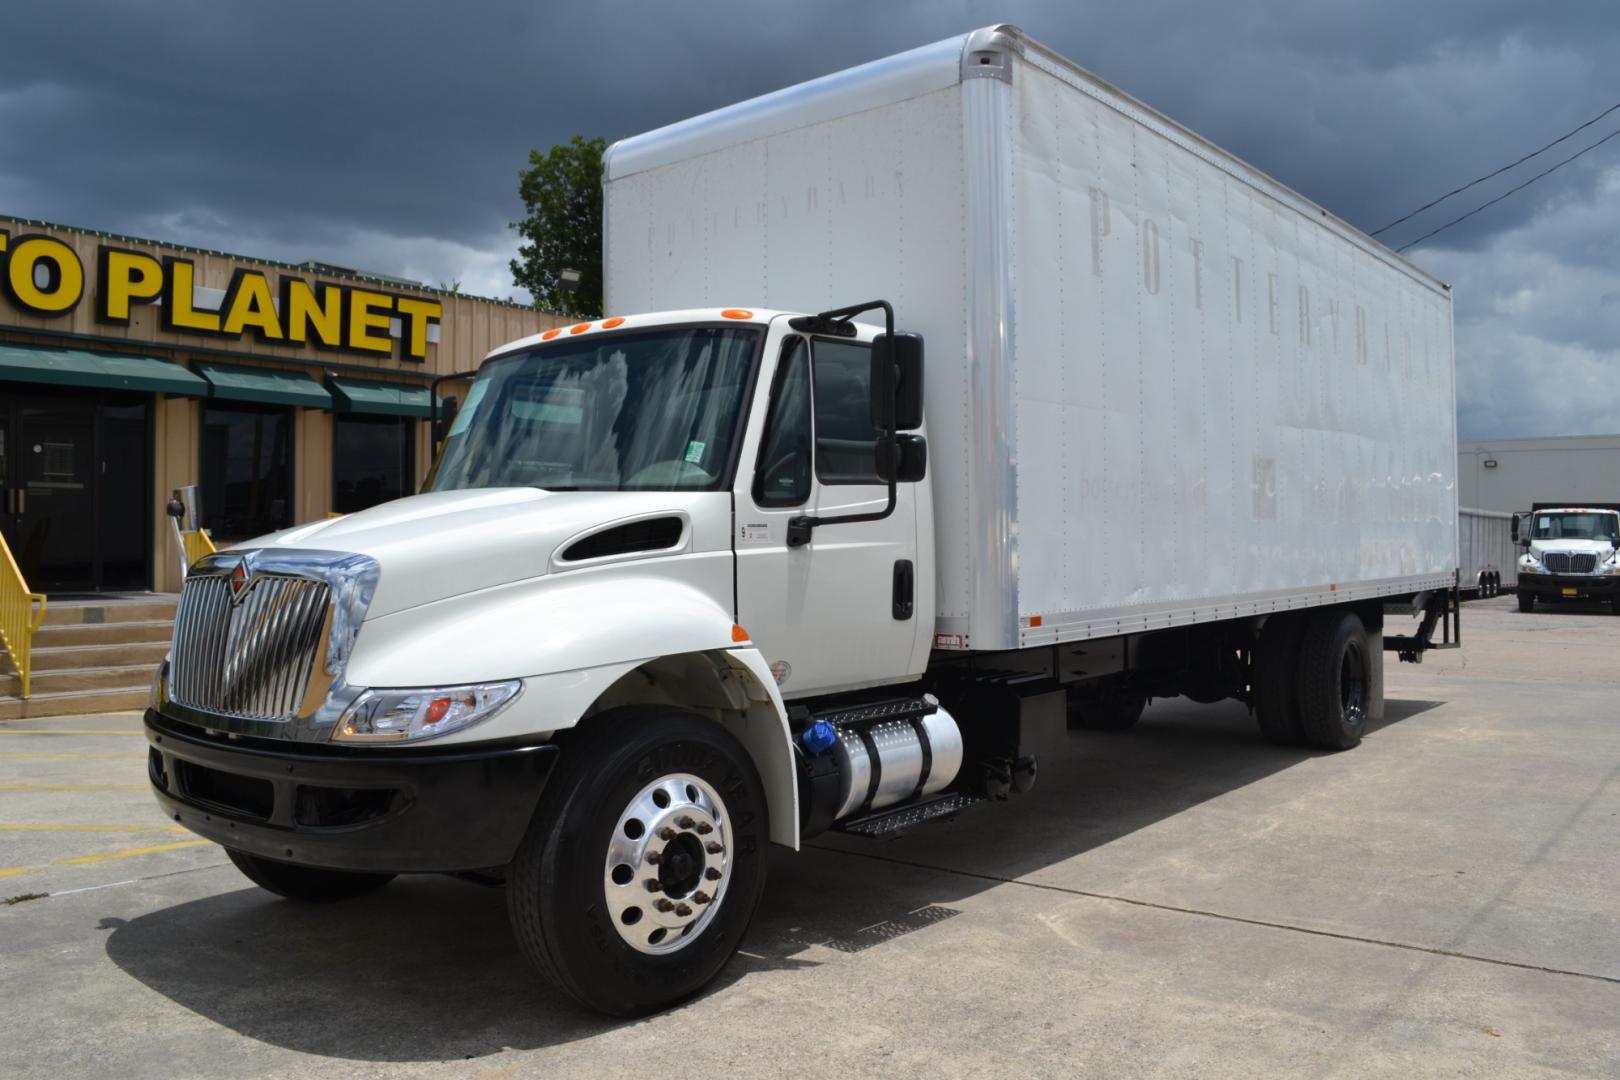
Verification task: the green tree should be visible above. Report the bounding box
[511,135,605,316]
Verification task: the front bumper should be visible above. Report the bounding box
[1517,573,1620,599]
[145,709,557,873]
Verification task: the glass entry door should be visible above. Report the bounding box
[0,388,151,592]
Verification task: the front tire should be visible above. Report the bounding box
[226,849,395,902]
[1517,591,1535,612]
[507,708,768,1017]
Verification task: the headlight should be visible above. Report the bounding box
[332,680,522,743]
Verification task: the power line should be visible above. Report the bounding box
[1371,99,1620,236]
[1395,125,1620,252]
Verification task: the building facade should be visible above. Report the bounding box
[1458,434,1620,514]
[0,216,562,593]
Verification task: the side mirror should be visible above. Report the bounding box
[878,433,928,483]
[1510,514,1520,542]
[870,332,925,432]
[433,395,459,447]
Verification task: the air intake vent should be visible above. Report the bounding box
[560,517,684,562]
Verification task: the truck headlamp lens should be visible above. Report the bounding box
[333,680,522,743]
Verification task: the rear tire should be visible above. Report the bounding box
[1295,611,1370,751]
[1069,693,1147,731]
[226,849,395,902]
[507,708,768,1017]
[1253,614,1305,746]
[1517,591,1534,612]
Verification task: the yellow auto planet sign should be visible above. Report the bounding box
[0,230,442,361]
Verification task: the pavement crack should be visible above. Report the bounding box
[807,843,1620,987]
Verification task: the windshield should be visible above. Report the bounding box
[429,326,760,492]
[1531,512,1620,542]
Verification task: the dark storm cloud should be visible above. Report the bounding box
[5,1,1620,434]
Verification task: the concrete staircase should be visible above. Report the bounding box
[0,595,175,720]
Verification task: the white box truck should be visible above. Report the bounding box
[145,25,1460,1015]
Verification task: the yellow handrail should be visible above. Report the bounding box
[180,528,218,567]
[0,530,47,699]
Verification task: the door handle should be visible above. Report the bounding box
[892,559,914,620]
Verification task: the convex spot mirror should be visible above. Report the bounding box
[875,433,928,483]
[870,332,925,432]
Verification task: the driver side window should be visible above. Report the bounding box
[753,338,813,507]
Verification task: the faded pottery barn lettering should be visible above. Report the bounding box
[0,230,442,361]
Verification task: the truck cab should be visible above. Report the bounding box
[1513,507,1620,613]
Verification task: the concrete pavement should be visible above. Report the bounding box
[2,595,1616,1077]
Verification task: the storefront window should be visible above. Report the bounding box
[333,414,414,513]
[200,403,294,542]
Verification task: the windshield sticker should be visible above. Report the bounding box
[684,440,706,465]
[739,521,772,544]
[448,380,488,438]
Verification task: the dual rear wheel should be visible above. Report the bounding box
[1254,609,1372,751]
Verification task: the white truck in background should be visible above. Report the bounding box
[145,25,1460,1015]
[1513,504,1620,612]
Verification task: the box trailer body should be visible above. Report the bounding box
[1459,508,1515,592]
[605,25,1459,653]
[146,25,1465,1016]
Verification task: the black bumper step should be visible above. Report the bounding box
[834,792,978,838]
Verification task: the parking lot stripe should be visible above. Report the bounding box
[0,784,147,791]
[0,839,211,879]
[0,729,144,736]
[0,824,190,833]
[0,753,145,760]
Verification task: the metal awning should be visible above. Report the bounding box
[326,376,432,418]
[193,361,332,409]
[0,343,208,396]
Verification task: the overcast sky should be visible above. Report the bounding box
[4,1,1617,439]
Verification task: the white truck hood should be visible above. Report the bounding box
[246,487,730,618]
[1528,538,1618,564]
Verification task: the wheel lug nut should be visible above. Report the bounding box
[677,816,696,829]
[645,851,662,865]
[704,867,721,881]
[705,841,723,854]
[644,879,663,892]
[658,827,677,841]
[693,891,711,905]
[674,903,692,917]
[695,823,713,835]
[654,899,675,913]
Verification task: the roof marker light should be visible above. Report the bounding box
[569,322,592,335]
[541,328,562,340]
[601,317,625,329]
[721,309,753,320]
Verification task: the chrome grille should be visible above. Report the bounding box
[1543,552,1597,574]
[169,572,331,721]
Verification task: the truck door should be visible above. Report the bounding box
[734,331,925,697]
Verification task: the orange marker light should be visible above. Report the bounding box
[1029,615,1043,628]
[541,328,562,340]
[731,624,750,643]
[720,309,753,320]
[601,317,625,329]
[569,322,592,335]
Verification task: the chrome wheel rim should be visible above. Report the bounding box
[603,772,730,955]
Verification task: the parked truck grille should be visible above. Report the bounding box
[168,572,332,721]
[1543,553,1597,573]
